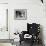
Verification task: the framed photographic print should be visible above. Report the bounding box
[14,9,27,20]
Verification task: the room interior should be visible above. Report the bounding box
[0,0,46,46]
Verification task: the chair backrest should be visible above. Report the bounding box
[27,23,40,36]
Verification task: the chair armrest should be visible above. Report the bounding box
[19,34,24,41]
[22,31,28,35]
[19,31,27,41]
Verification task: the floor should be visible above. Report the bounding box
[19,41,43,46]
[0,41,43,46]
[0,43,12,46]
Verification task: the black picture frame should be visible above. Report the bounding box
[14,9,27,20]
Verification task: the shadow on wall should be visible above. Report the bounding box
[40,25,45,46]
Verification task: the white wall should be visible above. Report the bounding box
[0,0,8,3]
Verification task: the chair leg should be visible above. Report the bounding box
[30,39,34,46]
[20,41,21,45]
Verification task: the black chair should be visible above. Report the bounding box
[27,23,40,43]
[19,23,40,45]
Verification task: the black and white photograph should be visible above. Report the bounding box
[0,0,46,46]
[14,9,27,20]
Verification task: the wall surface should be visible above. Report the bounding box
[0,0,8,3]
